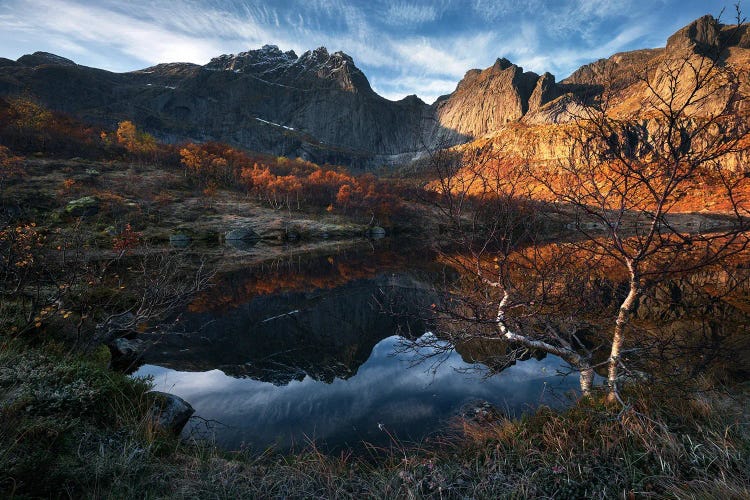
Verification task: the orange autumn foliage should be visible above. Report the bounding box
[177,141,405,219]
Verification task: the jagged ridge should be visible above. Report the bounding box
[0,15,746,167]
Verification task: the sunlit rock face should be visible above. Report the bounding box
[429,59,553,142]
[0,16,747,167]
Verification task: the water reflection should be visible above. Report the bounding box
[135,335,578,451]
[140,272,434,384]
[130,243,582,451]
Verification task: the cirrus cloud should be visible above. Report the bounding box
[0,0,739,103]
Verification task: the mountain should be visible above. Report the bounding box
[0,44,435,166]
[472,15,750,168]
[0,15,747,168]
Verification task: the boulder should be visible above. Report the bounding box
[367,226,386,239]
[459,400,503,424]
[111,337,143,357]
[65,196,99,216]
[147,391,194,434]
[109,337,145,369]
[225,228,260,241]
[169,233,191,248]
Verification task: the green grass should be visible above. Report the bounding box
[1,337,748,498]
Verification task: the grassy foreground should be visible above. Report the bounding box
[1,339,748,499]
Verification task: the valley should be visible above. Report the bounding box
[1,9,750,499]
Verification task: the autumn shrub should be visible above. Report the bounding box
[0,97,114,158]
[176,140,407,221]
[0,144,23,189]
[112,224,142,253]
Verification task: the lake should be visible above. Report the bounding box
[132,240,582,452]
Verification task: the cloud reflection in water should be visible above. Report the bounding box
[134,335,579,451]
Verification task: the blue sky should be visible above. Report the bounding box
[0,0,741,103]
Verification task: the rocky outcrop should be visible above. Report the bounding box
[666,15,722,55]
[522,94,585,125]
[65,196,99,216]
[528,72,560,112]
[16,51,76,67]
[109,337,146,370]
[430,59,545,142]
[562,48,664,89]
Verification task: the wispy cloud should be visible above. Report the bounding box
[371,74,460,104]
[0,0,737,102]
[384,2,439,26]
[390,32,496,79]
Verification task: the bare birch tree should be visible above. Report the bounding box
[416,146,600,394]
[418,12,749,403]
[534,11,750,402]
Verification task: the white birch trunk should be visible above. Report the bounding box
[607,279,639,403]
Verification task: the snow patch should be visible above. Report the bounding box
[255,118,294,131]
[260,310,300,323]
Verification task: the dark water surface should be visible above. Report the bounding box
[133,241,580,452]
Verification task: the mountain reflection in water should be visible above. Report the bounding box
[132,245,580,451]
[136,336,577,451]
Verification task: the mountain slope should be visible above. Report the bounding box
[0,15,747,168]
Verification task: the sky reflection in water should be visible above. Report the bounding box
[135,335,579,451]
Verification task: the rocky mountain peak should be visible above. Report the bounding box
[203,44,373,94]
[528,72,558,111]
[297,46,372,94]
[16,51,76,67]
[432,56,548,140]
[298,47,353,66]
[398,94,426,106]
[205,45,298,73]
[312,46,329,58]
[561,48,663,87]
[492,57,514,71]
[457,58,535,92]
[331,50,354,64]
[666,14,722,55]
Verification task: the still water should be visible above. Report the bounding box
[132,242,580,451]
